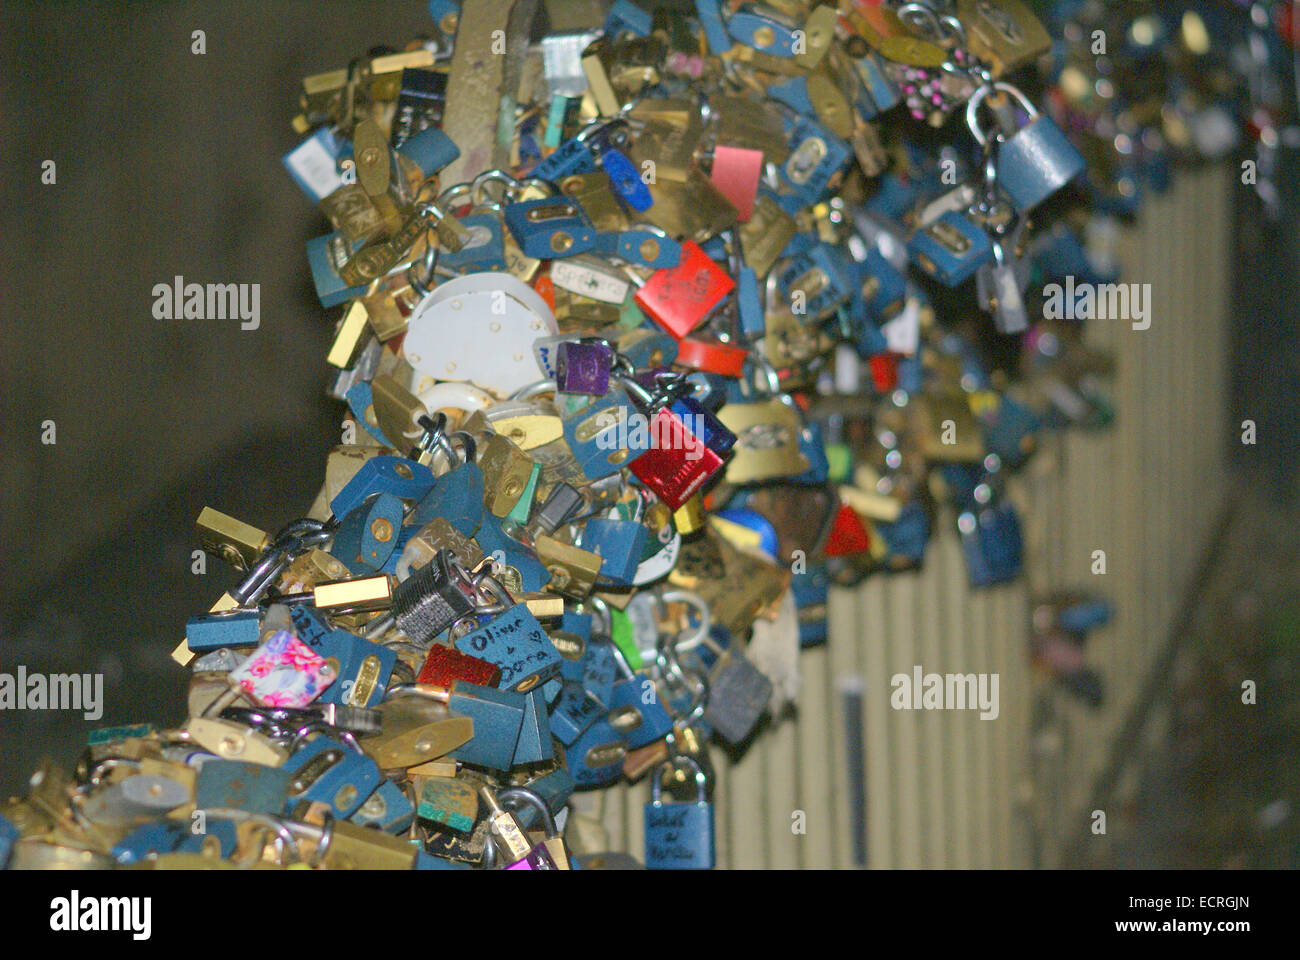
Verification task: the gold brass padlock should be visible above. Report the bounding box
[477,432,537,517]
[534,534,603,599]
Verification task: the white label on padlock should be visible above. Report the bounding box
[632,530,681,587]
[880,295,921,355]
[403,272,559,398]
[283,129,346,202]
[550,258,630,303]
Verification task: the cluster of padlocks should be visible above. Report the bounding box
[1,0,1263,870]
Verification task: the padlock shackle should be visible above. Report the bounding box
[650,753,709,805]
[966,82,1038,148]
[497,785,559,837]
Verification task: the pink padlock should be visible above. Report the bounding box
[709,145,764,222]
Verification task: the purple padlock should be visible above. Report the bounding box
[555,339,614,395]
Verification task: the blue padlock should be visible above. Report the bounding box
[560,634,619,706]
[512,687,556,765]
[561,386,654,481]
[580,517,648,587]
[600,148,653,211]
[196,759,291,815]
[344,383,393,447]
[504,196,597,260]
[959,502,1023,588]
[329,492,405,575]
[791,562,830,648]
[1057,599,1114,635]
[439,212,508,273]
[186,610,261,653]
[605,0,652,36]
[523,766,576,818]
[350,778,415,833]
[593,227,682,269]
[876,500,930,567]
[694,0,732,53]
[395,125,460,179]
[644,756,714,870]
[175,817,241,859]
[973,84,1085,214]
[736,265,764,337]
[564,716,627,788]
[307,231,368,307]
[608,649,674,750]
[767,75,813,114]
[406,460,485,534]
[330,456,436,519]
[473,514,551,593]
[0,812,18,867]
[777,115,851,206]
[982,395,1041,472]
[282,127,349,203]
[727,4,800,56]
[531,136,598,182]
[282,736,383,819]
[416,849,474,870]
[111,821,187,865]
[549,679,604,745]
[454,605,563,694]
[907,211,994,287]
[443,681,527,772]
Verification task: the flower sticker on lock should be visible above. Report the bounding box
[229,629,336,708]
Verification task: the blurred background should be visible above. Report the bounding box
[0,0,1297,868]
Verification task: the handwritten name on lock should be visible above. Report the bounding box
[455,607,559,688]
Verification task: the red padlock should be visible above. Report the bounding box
[628,407,725,510]
[418,643,503,688]
[823,503,873,556]
[634,241,735,339]
[674,336,749,378]
[709,145,764,221]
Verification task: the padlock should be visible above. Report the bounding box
[185,610,261,654]
[350,777,416,833]
[452,594,564,695]
[549,679,605,745]
[907,210,995,287]
[578,516,648,586]
[555,338,615,395]
[504,196,597,260]
[606,644,674,750]
[195,760,291,816]
[698,635,774,746]
[329,493,405,575]
[282,735,383,819]
[563,715,628,787]
[389,549,481,645]
[958,502,1023,588]
[480,785,557,869]
[417,775,479,833]
[560,385,654,481]
[498,786,570,869]
[418,643,502,688]
[643,755,714,870]
[967,82,1086,214]
[716,398,811,483]
[633,240,736,339]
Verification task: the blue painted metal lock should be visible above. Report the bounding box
[111,821,187,864]
[580,517,648,586]
[531,136,597,182]
[592,227,682,269]
[473,514,551,593]
[982,395,1041,472]
[344,383,393,447]
[778,245,852,321]
[671,393,736,459]
[959,502,1023,588]
[778,115,851,207]
[1057,599,1114,634]
[394,125,460,179]
[196,759,291,815]
[852,248,907,323]
[437,212,508,272]
[504,196,597,260]
[282,736,383,819]
[350,777,415,833]
[307,231,368,307]
[600,148,653,211]
[561,386,654,481]
[443,681,526,771]
[877,500,930,567]
[560,634,619,706]
[790,561,830,648]
[767,75,813,114]
[407,460,484,533]
[608,649,674,750]
[454,605,563,694]
[727,4,800,56]
[317,631,397,708]
[907,211,994,287]
[564,715,627,787]
[522,766,576,818]
[0,813,20,868]
[644,756,715,870]
[605,0,652,36]
[176,817,240,858]
[330,456,436,519]
[512,687,556,765]
[968,83,1085,214]
[186,609,261,653]
[550,679,604,745]
[416,849,474,870]
[853,53,900,117]
[736,265,764,337]
[329,492,406,575]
